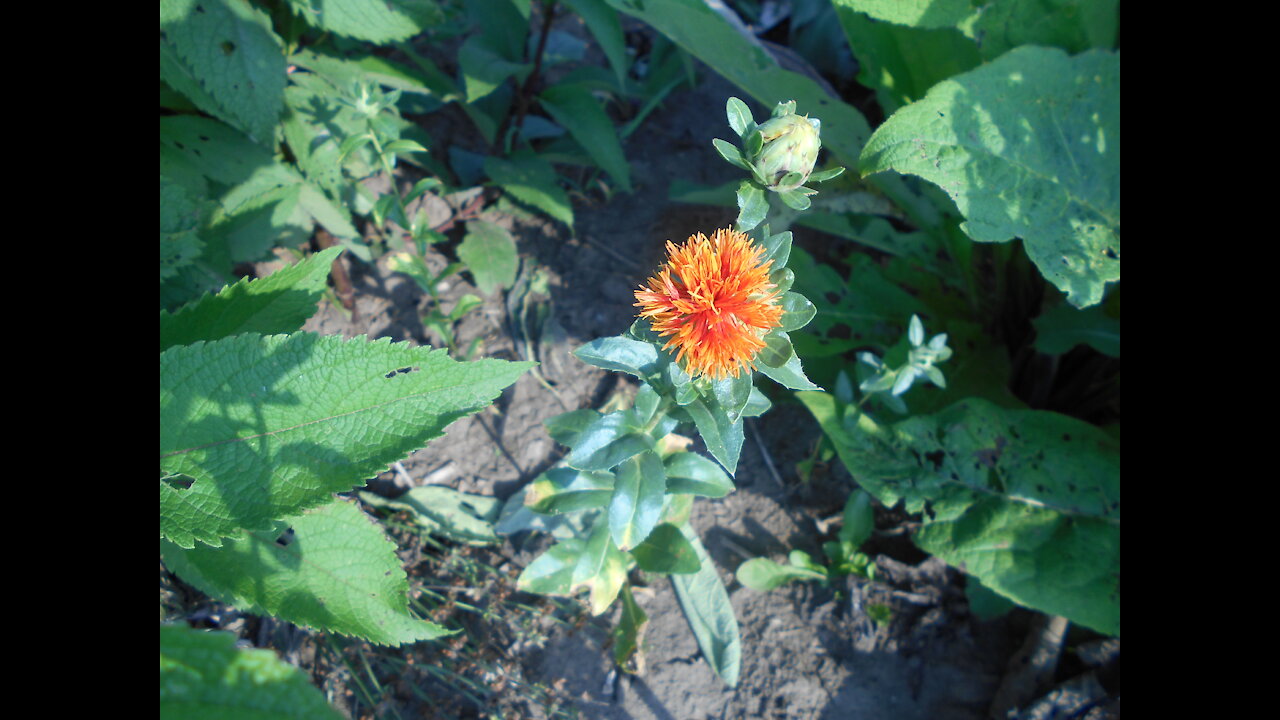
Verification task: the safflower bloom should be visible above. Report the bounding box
[634,228,784,380]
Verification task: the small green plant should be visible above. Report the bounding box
[737,489,878,591]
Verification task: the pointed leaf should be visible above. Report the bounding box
[565,410,655,471]
[664,452,735,498]
[572,521,629,614]
[630,523,701,574]
[161,499,451,645]
[517,538,587,595]
[526,467,616,514]
[539,82,632,192]
[671,525,741,687]
[726,96,753,137]
[160,333,531,547]
[735,180,767,232]
[683,396,744,475]
[160,247,342,352]
[608,451,667,550]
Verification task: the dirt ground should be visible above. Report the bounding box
[166,59,1118,720]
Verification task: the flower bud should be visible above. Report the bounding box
[750,111,821,192]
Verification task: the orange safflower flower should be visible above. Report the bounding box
[634,228,784,380]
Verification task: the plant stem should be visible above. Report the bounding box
[506,0,558,151]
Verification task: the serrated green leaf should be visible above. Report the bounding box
[663,452,734,498]
[162,499,452,645]
[485,152,574,228]
[860,47,1119,308]
[608,451,667,550]
[359,486,502,545]
[160,333,532,548]
[286,0,443,43]
[630,522,701,574]
[160,0,286,144]
[159,247,341,351]
[539,82,632,192]
[161,624,343,720]
[458,220,519,295]
[159,115,275,188]
[671,525,740,687]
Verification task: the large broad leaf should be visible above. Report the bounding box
[861,47,1120,308]
[160,0,286,144]
[285,0,443,43]
[832,2,981,114]
[162,498,451,645]
[159,333,531,547]
[160,624,342,719]
[671,525,740,687]
[799,393,1119,635]
[159,247,341,351]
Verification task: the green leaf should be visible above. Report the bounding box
[161,624,343,719]
[1033,300,1120,357]
[539,82,632,192]
[608,451,667,550]
[683,396,744,475]
[358,486,502,545]
[838,490,875,547]
[726,96,754,137]
[458,220,519,295]
[663,452,734,498]
[545,408,602,446]
[485,152,574,228]
[630,522,701,574]
[708,374,753,423]
[831,0,976,28]
[736,557,825,591]
[758,329,795,368]
[160,0,286,144]
[573,520,630,615]
[573,335,662,377]
[963,0,1120,60]
[285,0,443,43]
[713,138,751,171]
[833,4,980,115]
[860,47,1120,308]
[671,526,741,687]
[799,394,1120,635]
[759,229,793,268]
[776,292,817,332]
[525,467,615,514]
[160,333,532,548]
[561,0,630,88]
[518,538,587,595]
[161,498,452,645]
[458,34,532,103]
[565,410,655,471]
[160,175,205,282]
[612,584,648,672]
[734,180,767,232]
[159,247,341,352]
[755,343,821,392]
[777,189,812,211]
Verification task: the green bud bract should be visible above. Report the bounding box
[750,111,821,192]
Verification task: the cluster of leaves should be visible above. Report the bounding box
[603,0,1119,636]
[159,248,532,712]
[737,489,877,591]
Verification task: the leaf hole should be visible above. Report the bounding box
[220,41,236,55]
[385,366,420,379]
[161,474,194,491]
